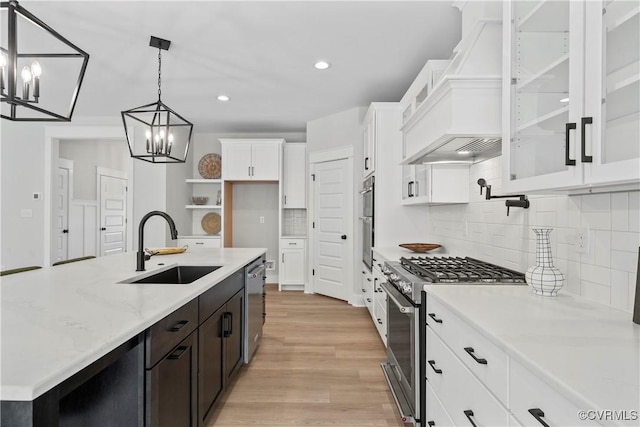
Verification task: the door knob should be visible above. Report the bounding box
[62,229,69,234]
[341,235,347,240]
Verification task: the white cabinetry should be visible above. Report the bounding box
[401,164,469,205]
[503,0,639,193]
[372,263,387,346]
[361,267,374,315]
[177,236,221,249]
[280,238,305,290]
[183,179,223,239]
[283,143,306,208]
[220,139,282,181]
[362,107,376,177]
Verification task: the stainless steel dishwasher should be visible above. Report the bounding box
[244,255,266,362]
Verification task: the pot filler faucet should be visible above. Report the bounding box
[477,178,530,216]
[137,210,178,271]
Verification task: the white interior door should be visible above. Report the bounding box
[52,159,73,264]
[99,172,128,256]
[312,159,351,301]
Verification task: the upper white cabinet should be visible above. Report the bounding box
[362,106,376,177]
[503,0,639,193]
[283,143,306,208]
[220,139,282,181]
[401,164,470,205]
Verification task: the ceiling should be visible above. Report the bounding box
[16,1,462,133]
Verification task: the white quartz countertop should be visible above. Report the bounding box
[424,285,640,424]
[0,248,265,401]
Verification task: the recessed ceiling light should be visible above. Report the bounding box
[217,95,230,101]
[314,61,330,70]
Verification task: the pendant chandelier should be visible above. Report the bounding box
[121,36,193,164]
[0,0,90,121]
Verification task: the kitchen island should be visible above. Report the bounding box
[1,248,266,427]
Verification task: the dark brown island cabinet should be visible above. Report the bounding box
[1,257,263,427]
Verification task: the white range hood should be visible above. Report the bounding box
[401,20,503,165]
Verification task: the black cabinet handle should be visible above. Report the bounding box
[463,410,478,427]
[169,320,189,332]
[408,181,415,197]
[364,157,369,170]
[565,122,577,166]
[223,312,233,338]
[367,298,372,303]
[581,117,593,163]
[362,288,366,293]
[428,360,442,374]
[100,227,106,231]
[367,278,372,282]
[427,422,435,427]
[464,347,488,365]
[428,313,443,324]
[377,318,382,325]
[528,408,550,427]
[62,229,69,233]
[168,345,188,360]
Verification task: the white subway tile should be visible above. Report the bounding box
[611,231,640,252]
[610,269,631,312]
[611,192,629,232]
[557,196,581,228]
[629,192,639,232]
[556,242,580,262]
[593,230,611,268]
[580,193,611,212]
[581,211,611,230]
[581,280,611,305]
[581,263,611,286]
[611,250,638,273]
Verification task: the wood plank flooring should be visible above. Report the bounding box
[210,284,405,426]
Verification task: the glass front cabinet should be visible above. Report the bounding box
[503,0,639,192]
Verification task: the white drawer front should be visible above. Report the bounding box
[177,237,221,249]
[510,360,601,427]
[426,327,509,427]
[281,238,305,248]
[427,296,508,405]
[425,381,455,427]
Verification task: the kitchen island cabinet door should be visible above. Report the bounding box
[224,290,245,382]
[198,306,225,425]
[146,332,197,427]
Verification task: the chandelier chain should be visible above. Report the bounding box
[157,48,162,100]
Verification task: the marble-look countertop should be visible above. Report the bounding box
[425,285,640,425]
[1,248,265,401]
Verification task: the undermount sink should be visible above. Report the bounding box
[124,265,221,284]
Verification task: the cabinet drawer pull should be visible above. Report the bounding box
[288,242,297,245]
[427,360,442,374]
[223,312,233,337]
[581,117,593,163]
[169,320,189,332]
[362,288,366,293]
[528,408,550,427]
[428,313,443,324]
[367,278,372,282]
[464,347,487,365]
[427,422,435,427]
[408,181,415,197]
[366,298,372,303]
[376,318,382,325]
[565,122,577,166]
[167,345,188,360]
[364,157,369,170]
[463,410,478,427]
[195,242,204,245]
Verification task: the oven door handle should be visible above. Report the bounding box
[359,187,373,195]
[359,216,372,222]
[380,282,415,314]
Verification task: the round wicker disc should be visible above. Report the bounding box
[198,153,222,179]
[201,212,221,235]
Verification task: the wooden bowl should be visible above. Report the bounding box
[399,243,441,253]
[192,196,209,205]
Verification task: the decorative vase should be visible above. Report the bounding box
[525,228,565,296]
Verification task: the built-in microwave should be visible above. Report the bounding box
[361,176,374,270]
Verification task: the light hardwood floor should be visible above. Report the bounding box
[210,284,405,427]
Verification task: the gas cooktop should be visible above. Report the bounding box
[400,256,526,284]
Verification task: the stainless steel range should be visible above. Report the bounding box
[380,256,526,426]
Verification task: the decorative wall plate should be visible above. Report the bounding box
[198,153,222,179]
[201,212,221,235]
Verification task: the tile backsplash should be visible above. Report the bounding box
[428,157,639,313]
[283,209,307,236]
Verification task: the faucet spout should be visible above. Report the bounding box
[136,210,179,271]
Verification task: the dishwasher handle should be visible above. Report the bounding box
[247,264,266,279]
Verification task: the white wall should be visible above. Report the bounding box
[428,156,640,313]
[59,138,128,200]
[0,121,47,269]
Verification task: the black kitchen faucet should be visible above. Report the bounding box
[136,210,178,271]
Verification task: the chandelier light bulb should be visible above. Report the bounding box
[31,61,42,78]
[145,129,152,139]
[21,66,32,83]
[159,129,166,139]
[168,133,174,143]
[0,53,6,68]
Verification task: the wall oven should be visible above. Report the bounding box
[360,176,374,270]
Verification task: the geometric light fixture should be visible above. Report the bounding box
[0,0,90,121]
[121,36,193,163]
